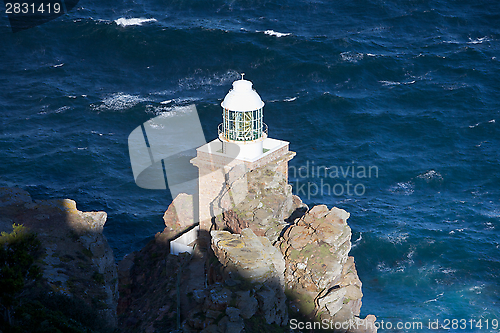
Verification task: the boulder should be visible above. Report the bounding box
[210,228,288,325]
[158,193,195,242]
[235,290,258,319]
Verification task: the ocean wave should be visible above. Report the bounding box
[340,51,364,63]
[417,170,443,182]
[284,97,297,102]
[442,82,469,91]
[468,285,484,293]
[262,30,291,37]
[379,80,416,86]
[55,106,71,113]
[145,100,201,116]
[468,36,490,44]
[389,181,414,195]
[351,232,362,249]
[449,228,465,235]
[178,70,240,91]
[468,119,496,128]
[387,232,409,245]
[37,105,71,115]
[480,209,500,219]
[424,292,444,303]
[114,18,157,27]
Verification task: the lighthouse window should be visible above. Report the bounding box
[223,108,263,141]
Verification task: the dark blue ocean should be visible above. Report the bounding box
[1,0,499,331]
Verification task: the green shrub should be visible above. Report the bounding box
[0,224,41,309]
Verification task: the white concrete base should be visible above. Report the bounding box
[170,225,199,255]
[223,140,263,160]
[199,137,288,163]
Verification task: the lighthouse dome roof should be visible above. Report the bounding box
[221,78,265,112]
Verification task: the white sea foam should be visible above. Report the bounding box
[387,232,409,244]
[468,36,490,44]
[53,63,64,68]
[417,170,443,182]
[380,80,416,86]
[469,285,483,293]
[469,119,495,128]
[56,106,71,113]
[389,181,414,195]
[284,97,297,102]
[146,103,200,117]
[442,82,468,91]
[92,93,149,111]
[376,262,392,272]
[424,292,444,303]
[481,209,500,219]
[263,30,291,37]
[178,70,240,91]
[380,80,401,86]
[340,51,364,63]
[351,232,362,249]
[449,228,465,235]
[115,18,157,27]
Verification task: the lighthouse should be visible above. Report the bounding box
[191,75,295,236]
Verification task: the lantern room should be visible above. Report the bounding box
[218,75,268,159]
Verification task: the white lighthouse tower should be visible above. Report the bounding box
[191,75,295,237]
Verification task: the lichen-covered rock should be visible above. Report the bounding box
[212,153,307,244]
[211,228,285,286]
[278,205,367,328]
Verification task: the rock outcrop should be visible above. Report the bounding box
[155,192,195,243]
[0,187,118,326]
[278,205,366,326]
[115,150,377,332]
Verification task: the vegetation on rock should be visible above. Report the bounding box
[0,224,115,333]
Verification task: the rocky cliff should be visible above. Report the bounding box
[117,155,377,332]
[0,153,376,332]
[0,187,118,328]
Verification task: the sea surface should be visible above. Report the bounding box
[1,0,499,331]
